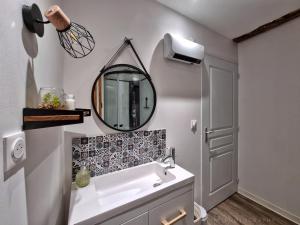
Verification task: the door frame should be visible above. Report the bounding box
[200,54,239,210]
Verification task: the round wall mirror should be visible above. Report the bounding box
[92,64,156,131]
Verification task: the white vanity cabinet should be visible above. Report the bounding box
[149,190,193,225]
[99,184,194,225]
[69,162,195,225]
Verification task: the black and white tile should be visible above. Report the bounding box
[72,129,166,180]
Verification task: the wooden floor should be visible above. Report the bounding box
[207,193,297,225]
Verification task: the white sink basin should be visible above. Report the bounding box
[95,162,176,206]
[68,162,194,225]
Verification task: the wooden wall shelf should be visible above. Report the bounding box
[23,108,91,130]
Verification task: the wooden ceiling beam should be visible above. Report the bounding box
[233,8,300,43]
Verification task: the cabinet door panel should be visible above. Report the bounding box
[149,191,193,225]
[99,212,148,225]
[121,212,148,225]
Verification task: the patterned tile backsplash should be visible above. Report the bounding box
[72,129,166,180]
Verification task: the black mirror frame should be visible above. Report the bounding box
[91,64,157,132]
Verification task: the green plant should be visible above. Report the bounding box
[39,93,62,109]
[52,95,61,108]
[42,93,52,104]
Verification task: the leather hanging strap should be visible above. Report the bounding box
[100,37,151,79]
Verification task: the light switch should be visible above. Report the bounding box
[191,120,197,132]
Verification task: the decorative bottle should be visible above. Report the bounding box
[75,164,90,188]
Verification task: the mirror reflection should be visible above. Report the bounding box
[92,64,156,131]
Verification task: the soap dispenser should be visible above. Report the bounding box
[75,162,90,188]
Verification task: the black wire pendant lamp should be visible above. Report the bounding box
[22,4,95,58]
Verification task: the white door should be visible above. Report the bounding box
[201,55,238,210]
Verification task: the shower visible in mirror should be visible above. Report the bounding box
[92,64,156,131]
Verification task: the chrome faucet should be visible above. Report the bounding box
[161,147,175,174]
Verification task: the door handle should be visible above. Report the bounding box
[205,128,214,143]
[161,209,187,225]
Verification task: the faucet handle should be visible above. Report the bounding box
[170,147,175,157]
[169,147,175,166]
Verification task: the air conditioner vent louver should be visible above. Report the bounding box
[173,53,201,64]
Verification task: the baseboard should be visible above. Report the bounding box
[238,187,300,224]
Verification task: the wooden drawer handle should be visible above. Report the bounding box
[161,209,187,225]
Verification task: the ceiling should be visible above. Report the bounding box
[157,0,300,39]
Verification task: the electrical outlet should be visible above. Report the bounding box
[3,132,26,171]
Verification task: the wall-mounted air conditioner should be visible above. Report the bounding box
[164,33,204,64]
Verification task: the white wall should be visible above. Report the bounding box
[0,0,65,225]
[62,0,237,204]
[238,18,300,221]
